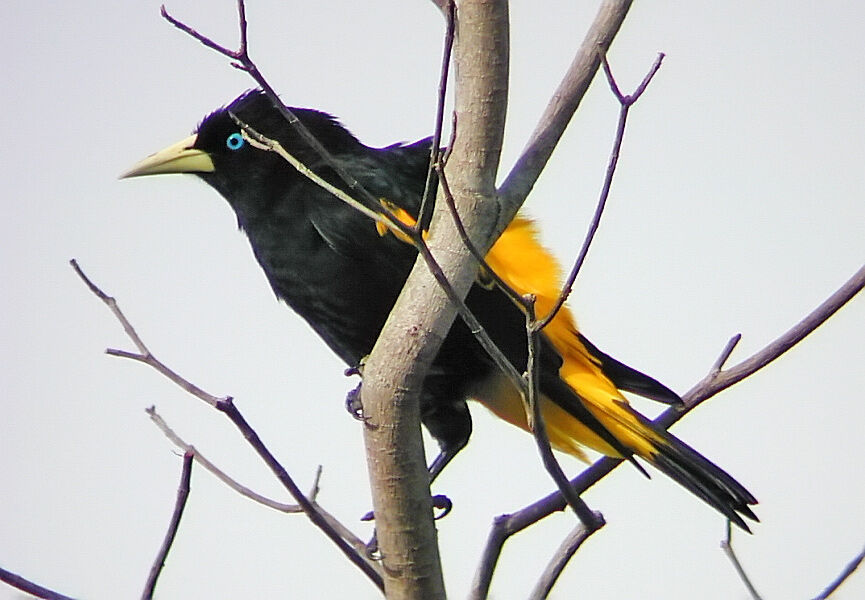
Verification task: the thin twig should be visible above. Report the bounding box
[0,566,78,600]
[417,0,456,232]
[234,119,394,228]
[161,3,384,217]
[468,517,509,600]
[711,333,742,373]
[72,260,384,591]
[215,397,383,589]
[525,296,602,530]
[812,543,865,600]
[142,451,194,600]
[536,52,664,331]
[438,167,527,311]
[497,0,634,224]
[527,520,598,600]
[71,259,221,407]
[720,520,763,600]
[148,407,306,512]
[70,259,150,356]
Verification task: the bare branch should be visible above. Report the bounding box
[70,259,150,357]
[527,519,600,600]
[359,0,512,593]
[217,397,384,590]
[146,407,376,564]
[0,566,78,600]
[233,119,392,227]
[535,52,665,331]
[72,260,384,592]
[498,0,634,225]
[721,520,763,600]
[147,407,305,512]
[468,517,508,600]
[525,296,602,530]
[417,0,456,231]
[812,543,865,600]
[72,259,222,406]
[711,333,742,373]
[142,451,194,600]
[723,516,864,600]
[680,262,865,408]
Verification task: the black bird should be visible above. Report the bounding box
[122,90,757,530]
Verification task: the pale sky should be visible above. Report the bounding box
[2,1,863,599]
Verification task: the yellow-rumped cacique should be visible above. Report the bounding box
[122,89,757,530]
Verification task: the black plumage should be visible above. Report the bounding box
[122,90,757,530]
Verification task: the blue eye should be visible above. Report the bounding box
[226,132,245,151]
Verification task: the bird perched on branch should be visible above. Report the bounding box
[122,89,757,530]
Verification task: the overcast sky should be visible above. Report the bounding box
[2,1,863,599]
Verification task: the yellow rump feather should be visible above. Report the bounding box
[482,216,660,460]
[376,209,661,461]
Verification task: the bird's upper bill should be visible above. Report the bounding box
[120,134,215,179]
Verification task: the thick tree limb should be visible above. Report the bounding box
[360,1,511,596]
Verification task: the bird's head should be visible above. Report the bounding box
[120,89,359,210]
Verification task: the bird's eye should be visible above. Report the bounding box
[226,132,245,151]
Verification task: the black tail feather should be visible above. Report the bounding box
[628,407,759,531]
[578,334,683,406]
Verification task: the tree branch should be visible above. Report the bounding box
[812,543,865,600]
[142,451,194,600]
[359,1,512,594]
[145,407,376,565]
[0,567,78,600]
[70,260,384,592]
[497,0,633,227]
[535,52,664,330]
[473,262,865,592]
[525,297,603,531]
[721,520,763,600]
[527,518,600,600]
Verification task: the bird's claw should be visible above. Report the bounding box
[345,383,365,421]
[432,494,453,520]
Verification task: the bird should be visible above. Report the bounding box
[122,89,757,530]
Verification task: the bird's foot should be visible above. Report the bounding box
[344,383,365,421]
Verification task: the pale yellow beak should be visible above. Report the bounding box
[120,134,215,178]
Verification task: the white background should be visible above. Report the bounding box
[2,1,863,598]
